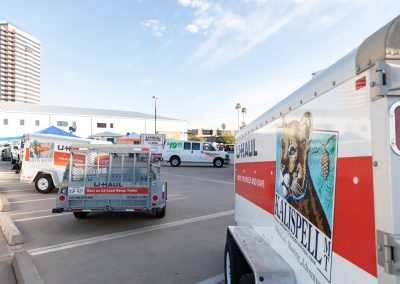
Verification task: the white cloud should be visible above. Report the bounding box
[186,24,199,33]
[142,19,166,38]
[178,0,373,67]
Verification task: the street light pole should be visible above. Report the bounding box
[152,96,159,134]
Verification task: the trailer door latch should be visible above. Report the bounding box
[377,230,400,275]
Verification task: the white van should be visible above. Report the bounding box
[163,139,230,167]
[20,133,110,193]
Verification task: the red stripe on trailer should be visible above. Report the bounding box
[235,156,376,277]
[84,187,148,194]
[333,156,376,277]
[235,161,276,214]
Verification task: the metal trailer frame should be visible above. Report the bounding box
[53,144,167,217]
[227,16,400,284]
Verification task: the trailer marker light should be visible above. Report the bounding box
[355,76,366,90]
[58,195,66,202]
[152,195,159,201]
[162,192,165,200]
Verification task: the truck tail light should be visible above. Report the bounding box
[389,102,400,155]
[162,192,165,200]
[58,195,66,202]
[152,195,159,201]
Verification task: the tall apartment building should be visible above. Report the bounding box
[0,22,40,104]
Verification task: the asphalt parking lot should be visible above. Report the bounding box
[0,161,234,284]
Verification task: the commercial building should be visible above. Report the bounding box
[0,101,188,140]
[0,21,40,104]
[188,128,235,143]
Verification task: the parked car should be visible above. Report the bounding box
[1,145,11,161]
[11,145,20,164]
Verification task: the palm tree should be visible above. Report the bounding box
[241,107,247,126]
[235,103,241,130]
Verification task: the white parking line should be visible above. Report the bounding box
[9,197,55,204]
[163,173,234,185]
[10,209,51,216]
[0,188,34,193]
[6,193,45,198]
[196,273,225,284]
[28,210,233,256]
[14,213,72,222]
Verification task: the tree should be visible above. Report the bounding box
[235,103,241,130]
[221,122,226,130]
[220,133,235,144]
[241,107,247,125]
[188,135,206,141]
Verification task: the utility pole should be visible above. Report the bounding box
[152,96,159,134]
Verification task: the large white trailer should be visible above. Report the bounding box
[20,133,110,193]
[225,16,400,284]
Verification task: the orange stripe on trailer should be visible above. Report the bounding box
[25,148,29,161]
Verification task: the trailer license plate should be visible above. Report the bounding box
[68,187,84,195]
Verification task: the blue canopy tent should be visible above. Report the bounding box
[35,126,80,138]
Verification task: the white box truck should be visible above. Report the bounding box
[225,16,400,284]
[20,133,110,194]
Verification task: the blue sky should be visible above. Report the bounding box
[1,0,399,129]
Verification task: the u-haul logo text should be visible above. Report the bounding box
[236,139,258,159]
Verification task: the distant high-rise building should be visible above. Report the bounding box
[0,22,40,103]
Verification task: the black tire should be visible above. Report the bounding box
[239,273,255,284]
[225,236,250,284]
[73,212,89,219]
[34,174,54,194]
[170,156,181,167]
[213,158,224,168]
[155,205,166,218]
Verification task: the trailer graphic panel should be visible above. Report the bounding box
[29,141,54,162]
[274,112,338,283]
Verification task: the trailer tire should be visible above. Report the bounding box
[73,212,89,219]
[225,236,249,284]
[239,273,255,284]
[155,205,166,218]
[170,156,181,167]
[34,174,54,194]
[213,158,224,168]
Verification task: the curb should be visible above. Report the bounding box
[12,251,43,284]
[0,213,23,246]
[0,194,11,212]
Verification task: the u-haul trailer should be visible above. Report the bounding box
[225,16,400,284]
[20,133,110,194]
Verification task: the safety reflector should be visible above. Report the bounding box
[58,195,66,202]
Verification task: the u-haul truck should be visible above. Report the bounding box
[225,16,400,284]
[20,133,110,194]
